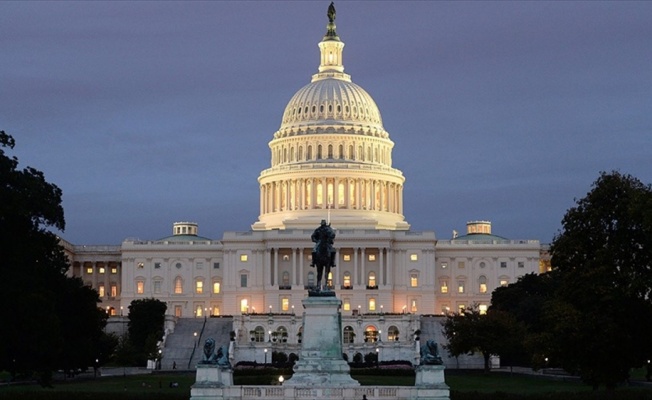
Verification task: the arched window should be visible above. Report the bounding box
[364,326,378,343]
[307,145,312,160]
[367,272,376,288]
[339,144,344,159]
[479,275,487,293]
[343,326,355,344]
[343,272,351,288]
[253,326,265,342]
[388,326,400,341]
[328,144,333,158]
[174,276,183,294]
[317,145,322,159]
[275,326,288,342]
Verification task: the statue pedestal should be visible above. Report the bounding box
[283,296,359,386]
[190,364,233,400]
[415,365,447,387]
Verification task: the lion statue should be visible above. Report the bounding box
[216,344,231,368]
[201,338,218,364]
[420,339,443,365]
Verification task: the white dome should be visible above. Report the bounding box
[279,78,385,136]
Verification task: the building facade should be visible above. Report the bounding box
[61,6,544,356]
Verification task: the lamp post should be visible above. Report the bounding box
[378,330,382,342]
[278,375,284,385]
[375,348,379,368]
[194,332,198,347]
[264,348,268,365]
[268,330,272,342]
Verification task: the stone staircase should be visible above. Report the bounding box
[161,317,233,370]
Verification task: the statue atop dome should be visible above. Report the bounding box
[324,2,339,41]
[327,2,336,23]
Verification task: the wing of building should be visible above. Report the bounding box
[60,5,547,368]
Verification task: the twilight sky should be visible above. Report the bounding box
[2,1,651,245]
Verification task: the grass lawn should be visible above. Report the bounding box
[1,369,650,400]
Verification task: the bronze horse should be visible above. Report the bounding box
[311,221,336,292]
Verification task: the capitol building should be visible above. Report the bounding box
[59,5,545,367]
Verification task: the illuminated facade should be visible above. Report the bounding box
[61,6,542,364]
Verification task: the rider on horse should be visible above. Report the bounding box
[310,219,336,268]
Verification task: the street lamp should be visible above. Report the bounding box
[378,330,382,342]
[194,332,198,347]
[278,375,284,385]
[264,348,268,365]
[268,330,272,342]
[375,348,379,368]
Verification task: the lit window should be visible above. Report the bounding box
[410,254,418,261]
[327,271,333,287]
[196,280,203,294]
[99,267,105,274]
[500,279,508,287]
[479,304,488,315]
[174,277,183,294]
[458,304,466,313]
[343,326,354,343]
[388,326,399,341]
[240,274,248,288]
[368,272,376,287]
[195,305,203,317]
[369,298,376,311]
[174,306,182,317]
[442,306,451,314]
[364,327,378,343]
[479,276,487,293]
[368,254,376,261]
[441,263,447,269]
[98,284,105,297]
[281,298,289,311]
[343,254,351,261]
[240,299,249,313]
[111,267,117,274]
[136,280,144,294]
[240,254,248,262]
[86,267,93,274]
[458,282,465,293]
[343,298,350,311]
[441,281,448,293]
[282,254,290,261]
[213,281,221,294]
[137,262,144,269]
[110,284,117,297]
[410,273,418,287]
[411,299,417,312]
[343,272,351,288]
[153,280,161,294]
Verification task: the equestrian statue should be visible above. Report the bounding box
[310,219,336,292]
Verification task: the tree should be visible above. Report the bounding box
[0,131,107,385]
[442,306,522,372]
[548,171,652,389]
[127,298,167,365]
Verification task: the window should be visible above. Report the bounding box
[343,326,355,343]
[176,263,182,269]
[282,254,290,261]
[327,271,333,287]
[343,254,351,261]
[388,326,399,341]
[111,267,117,274]
[240,274,248,288]
[154,263,161,269]
[500,279,509,287]
[441,281,448,293]
[518,261,525,268]
[99,267,105,274]
[458,304,466,313]
[195,305,203,317]
[479,262,486,268]
[240,254,248,262]
[281,297,290,311]
[410,254,418,261]
[86,267,93,274]
[253,326,265,342]
[411,299,417,313]
[213,262,220,269]
[307,272,315,287]
[282,271,290,286]
[458,261,465,269]
[343,298,350,311]
[458,281,465,294]
[213,281,221,294]
[153,280,162,294]
[368,254,376,261]
[174,305,182,317]
[410,273,419,287]
[367,272,376,288]
[479,304,488,315]
[343,272,351,288]
[441,263,447,269]
[174,277,183,294]
[196,280,203,294]
[136,280,144,294]
[137,262,144,269]
[368,298,376,311]
[98,284,105,297]
[500,261,507,268]
[364,327,378,343]
[479,276,487,293]
[196,262,204,269]
[110,284,117,297]
[240,299,249,313]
